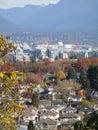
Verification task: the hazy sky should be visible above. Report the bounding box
[0,0,60,9]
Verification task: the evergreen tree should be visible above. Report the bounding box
[80,70,90,89]
[32,91,39,108]
[28,120,35,130]
[87,65,98,90]
[67,67,77,80]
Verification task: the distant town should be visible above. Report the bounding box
[8,31,98,62]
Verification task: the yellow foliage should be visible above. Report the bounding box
[56,70,66,80]
[0,72,4,78]
[0,35,25,130]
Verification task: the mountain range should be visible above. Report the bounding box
[0,0,98,33]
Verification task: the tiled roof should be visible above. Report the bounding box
[37,118,57,125]
[60,113,79,118]
[42,111,58,116]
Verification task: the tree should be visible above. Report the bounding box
[73,121,87,130]
[32,62,46,73]
[47,60,64,73]
[80,70,90,89]
[0,35,25,130]
[28,120,35,130]
[87,65,98,90]
[78,90,84,97]
[85,93,93,102]
[73,113,98,130]
[86,113,98,130]
[26,73,40,84]
[0,62,14,72]
[56,70,66,80]
[32,91,39,108]
[76,58,98,71]
[67,67,77,80]
[81,100,91,107]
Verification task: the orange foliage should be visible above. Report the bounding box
[78,90,84,97]
[17,104,26,110]
[43,59,51,65]
[26,73,41,84]
[76,58,98,71]
[0,62,14,72]
[64,63,71,72]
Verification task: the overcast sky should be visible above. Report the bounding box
[0,0,60,9]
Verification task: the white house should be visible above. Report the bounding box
[67,95,82,102]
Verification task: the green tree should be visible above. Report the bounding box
[32,91,39,108]
[87,65,98,90]
[67,67,77,80]
[80,70,90,89]
[28,120,35,130]
[85,92,93,102]
[73,113,98,130]
[86,113,98,130]
[73,121,87,130]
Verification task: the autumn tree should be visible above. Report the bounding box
[14,62,33,72]
[0,62,14,72]
[47,60,64,73]
[78,90,84,97]
[0,35,25,130]
[55,79,81,101]
[26,73,40,84]
[76,58,98,71]
[56,70,66,80]
[32,61,46,73]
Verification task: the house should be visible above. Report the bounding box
[59,113,81,122]
[77,106,94,115]
[58,120,76,130]
[22,107,38,123]
[41,110,59,120]
[52,99,67,106]
[40,90,49,99]
[67,95,82,102]
[36,118,57,130]
[45,105,65,113]
[61,105,77,114]
[39,99,51,108]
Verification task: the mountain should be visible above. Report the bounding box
[0,0,98,32]
[0,15,20,33]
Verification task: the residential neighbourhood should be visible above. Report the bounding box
[15,72,98,130]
